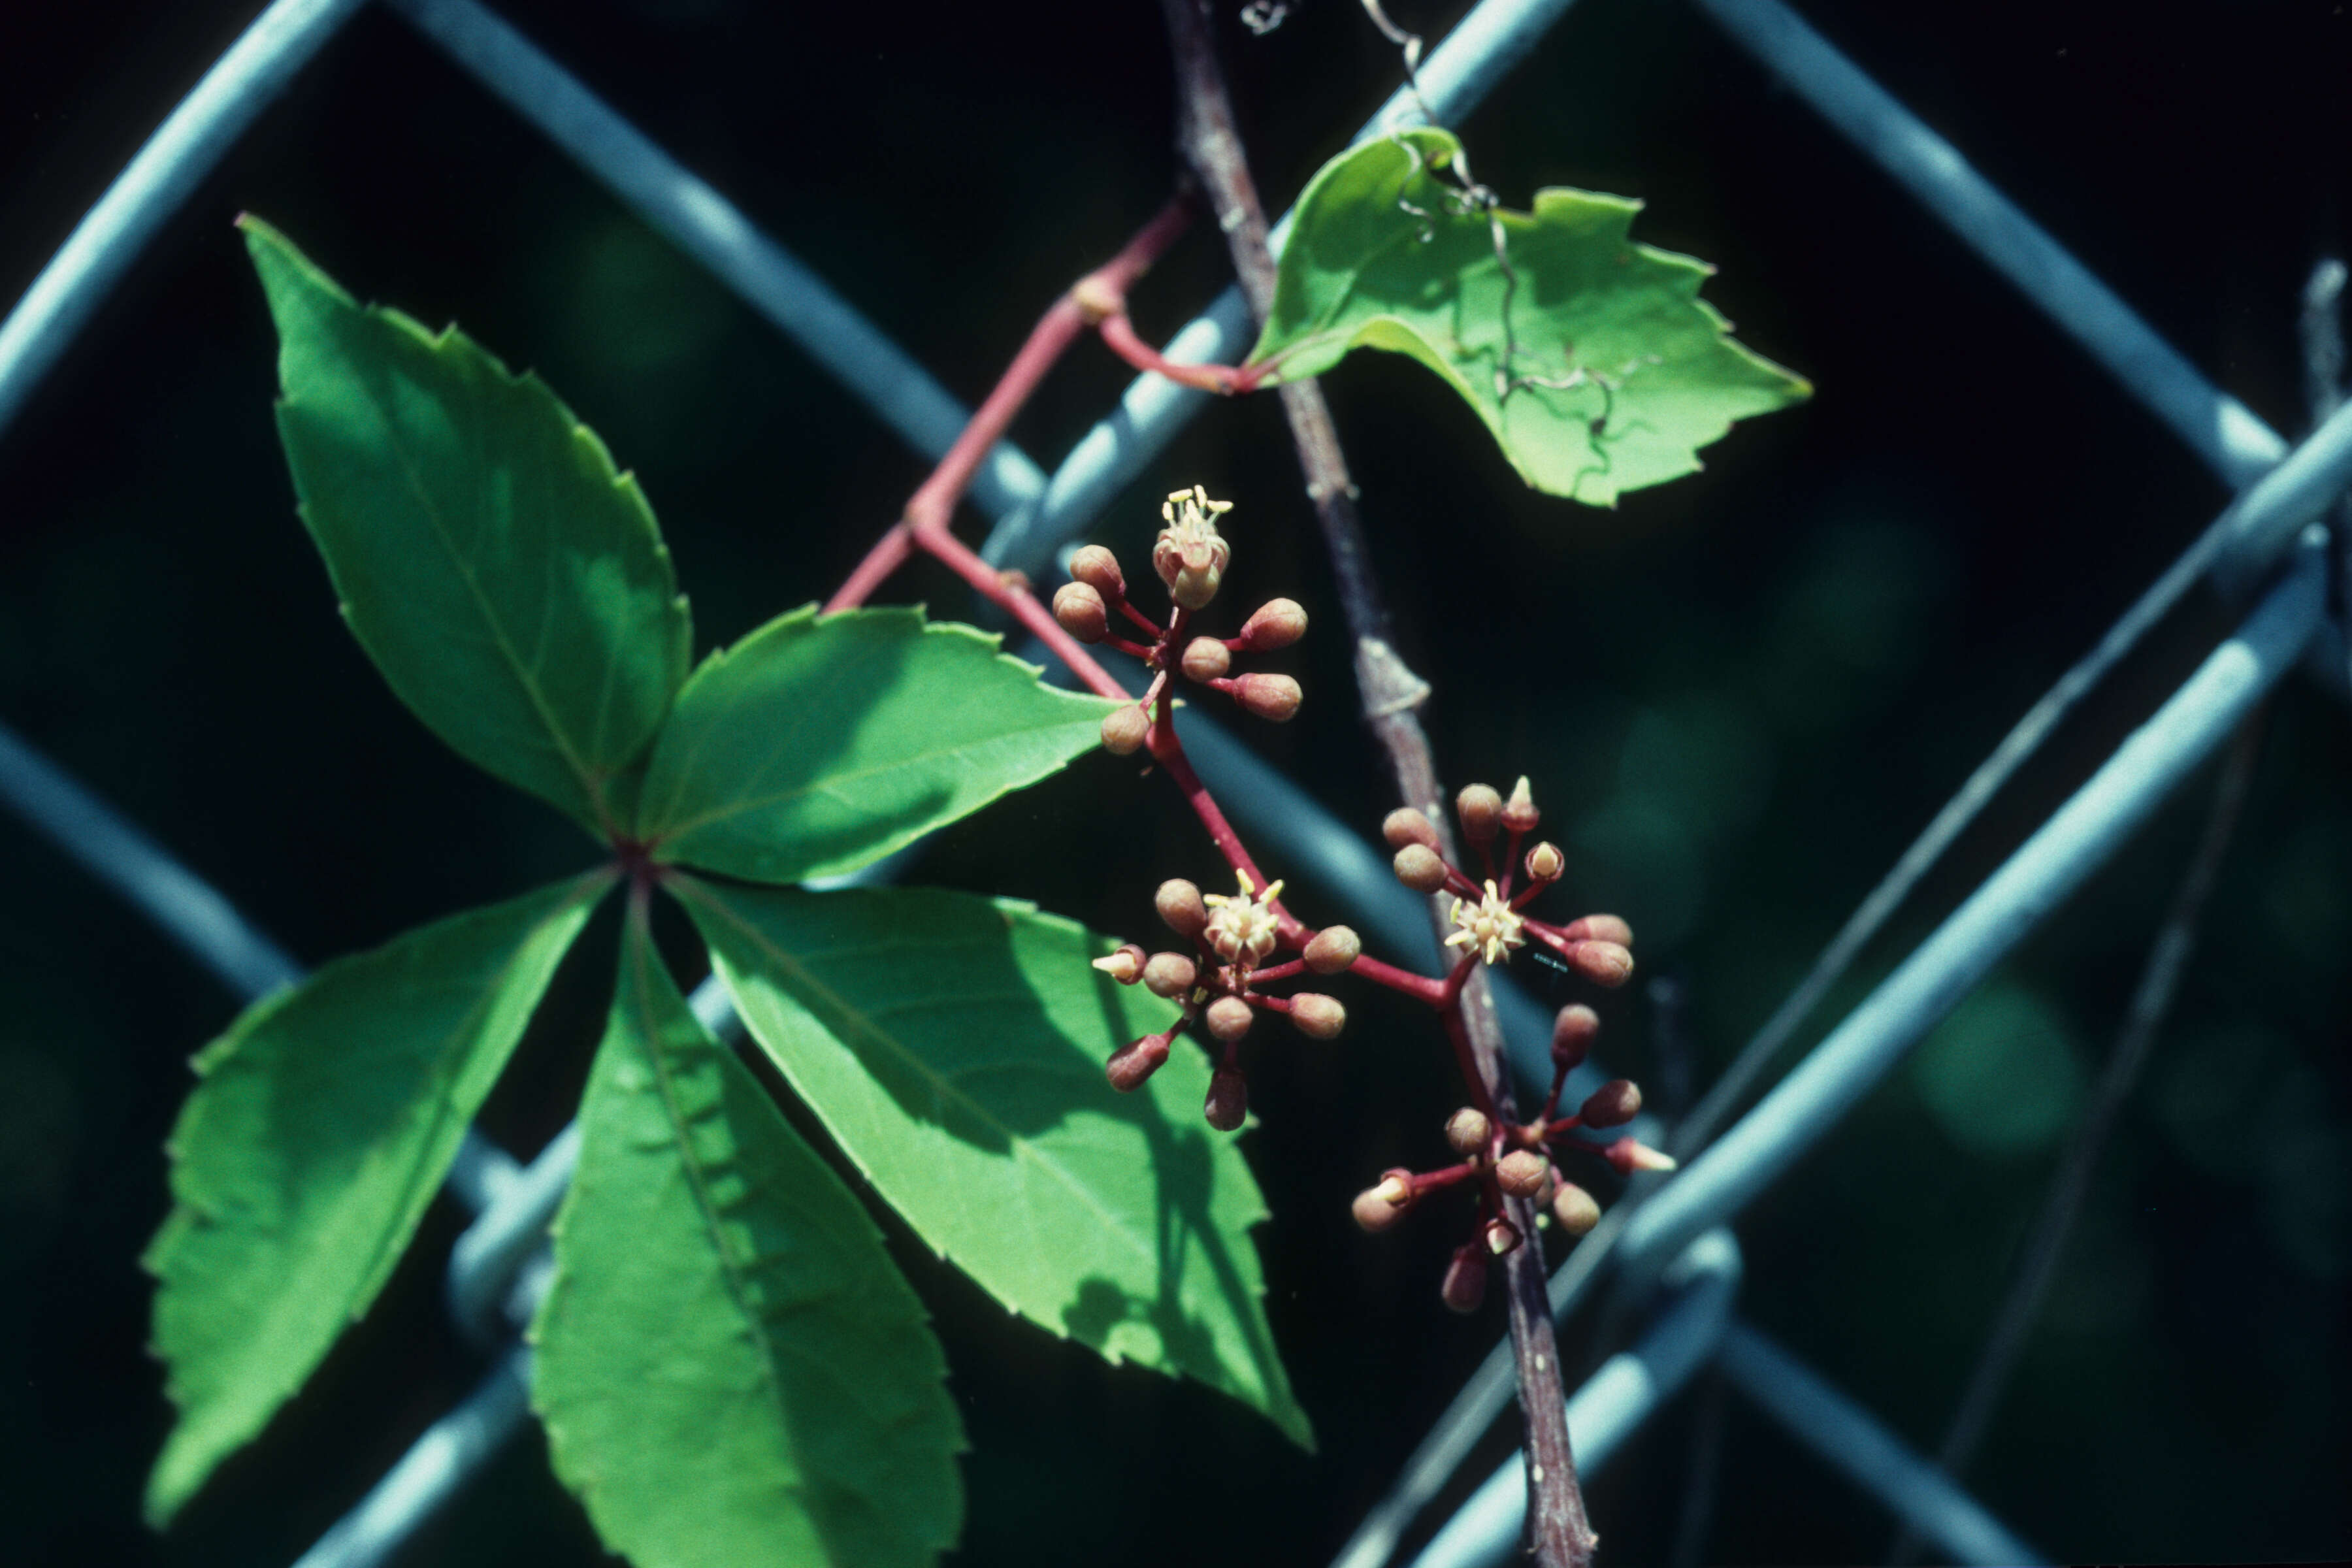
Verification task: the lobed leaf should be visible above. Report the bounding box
[244,218,693,836]
[637,605,1113,885]
[1248,127,1810,505]
[532,907,964,1568]
[674,876,1313,1448]
[144,870,613,1524]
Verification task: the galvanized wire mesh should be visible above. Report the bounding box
[2,1,2336,1565]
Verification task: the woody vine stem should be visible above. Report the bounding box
[815,11,1676,1564]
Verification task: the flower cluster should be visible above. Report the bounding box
[1384,777,1634,988]
[1352,1002,1676,1314]
[1049,486,1308,755]
[1068,483,1673,1315]
[1093,868,1355,1130]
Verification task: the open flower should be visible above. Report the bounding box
[1445,879,1525,966]
[1202,868,1284,967]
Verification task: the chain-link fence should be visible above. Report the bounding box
[4,2,2344,1564]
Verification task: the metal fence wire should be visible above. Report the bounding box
[2,1,2345,1565]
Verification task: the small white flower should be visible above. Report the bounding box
[1202,867,1284,966]
[1445,880,1526,966]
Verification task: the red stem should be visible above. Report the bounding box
[826,195,1196,616]
[1347,953,1449,1005]
[1096,311,1262,394]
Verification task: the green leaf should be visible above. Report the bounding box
[637,605,1113,885]
[532,907,964,1568]
[144,870,613,1524]
[242,218,693,836]
[1247,127,1810,505]
[674,876,1312,1448]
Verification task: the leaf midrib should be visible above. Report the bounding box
[348,334,614,826]
[681,885,1165,1288]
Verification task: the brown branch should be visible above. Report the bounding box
[1884,711,2266,1566]
[1154,2,1594,1563]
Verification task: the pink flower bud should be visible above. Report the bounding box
[1352,1174,1413,1232]
[1550,1181,1601,1237]
[1051,581,1109,643]
[1288,992,1347,1039]
[1482,1217,1523,1257]
[1603,1136,1678,1175]
[1154,877,1210,938]
[1382,807,1441,851]
[1238,597,1307,650]
[1559,913,1634,947]
[1501,775,1540,834]
[1070,544,1125,598]
[1495,1149,1550,1199]
[1580,1079,1642,1128]
[1105,1034,1170,1092]
[1445,1107,1492,1157]
[1204,1067,1248,1131]
[1524,841,1565,883]
[1142,951,1197,998]
[1090,943,1147,985]
[1455,783,1503,845]
[1181,636,1232,681]
[1102,704,1149,755]
[1171,563,1222,611]
[1204,994,1255,1041]
[1231,672,1301,723]
[1558,939,1634,988]
[1551,1004,1599,1069]
[1441,1245,1488,1313]
[1392,843,1449,893]
[1302,925,1361,975]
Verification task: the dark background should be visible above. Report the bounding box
[3,1,2349,1563]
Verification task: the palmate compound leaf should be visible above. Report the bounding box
[143,870,615,1524]
[1247,127,1811,506]
[636,604,1115,886]
[243,218,693,838]
[532,906,964,1568]
[673,875,1314,1449]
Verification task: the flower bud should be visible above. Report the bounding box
[1141,951,1197,999]
[1445,1107,1492,1157]
[1171,563,1222,611]
[1051,581,1109,643]
[1559,913,1635,947]
[1551,1004,1599,1069]
[1481,1217,1523,1257]
[1382,807,1441,851]
[1456,783,1503,845]
[1558,939,1635,988]
[1238,596,1308,650]
[1550,1180,1601,1236]
[1231,672,1301,723]
[1154,877,1210,939]
[1181,636,1232,681]
[1501,775,1540,834]
[1495,1149,1550,1199]
[1204,1067,1249,1131]
[1105,1033,1170,1092]
[1090,943,1147,985]
[1352,1173,1414,1232]
[1302,924,1361,975]
[1070,544,1125,598]
[1392,843,1449,893]
[1102,704,1150,755]
[1580,1079,1642,1128]
[1440,1245,1488,1313]
[1288,992,1347,1039]
[1205,994,1255,1041]
[1524,841,1565,883]
[1604,1136,1678,1175]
